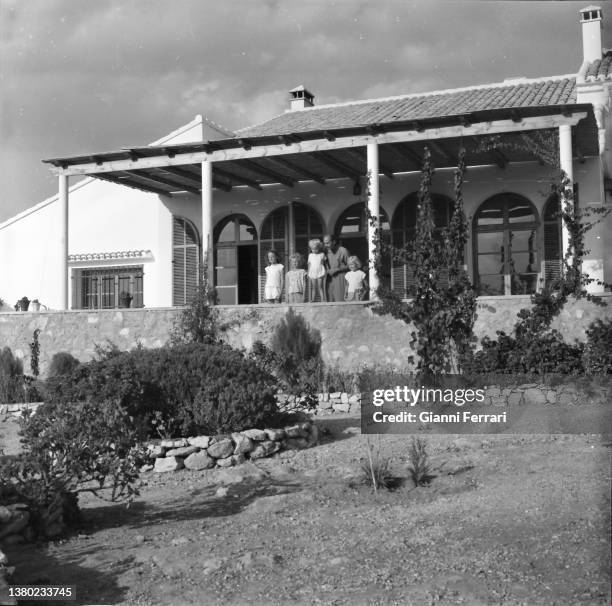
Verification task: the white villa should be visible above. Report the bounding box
[1,6,611,311]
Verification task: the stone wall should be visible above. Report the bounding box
[1,294,612,376]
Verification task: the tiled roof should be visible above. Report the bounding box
[238,76,577,138]
[68,250,153,263]
[584,50,612,80]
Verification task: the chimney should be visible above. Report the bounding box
[289,85,314,110]
[580,5,603,63]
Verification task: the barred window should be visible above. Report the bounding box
[74,266,143,309]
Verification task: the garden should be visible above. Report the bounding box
[0,140,610,605]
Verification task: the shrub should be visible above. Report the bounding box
[463,330,584,375]
[0,347,24,404]
[361,437,395,492]
[407,437,433,486]
[0,398,145,535]
[583,319,612,375]
[48,352,81,379]
[45,343,279,437]
[271,308,322,367]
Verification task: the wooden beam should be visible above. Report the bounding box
[94,173,172,196]
[265,156,326,185]
[239,159,296,187]
[123,170,201,195]
[214,165,262,190]
[156,165,232,192]
[343,147,394,179]
[429,141,452,162]
[311,151,362,180]
[50,113,588,176]
[393,143,423,169]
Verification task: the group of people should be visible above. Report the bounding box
[264,234,368,304]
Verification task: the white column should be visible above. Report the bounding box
[559,124,574,262]
[367,142,380,298]
[59,174,69,310]
[201,159,213,283]
[287,200,295,256]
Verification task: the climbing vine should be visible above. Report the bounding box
[372,146,476,377]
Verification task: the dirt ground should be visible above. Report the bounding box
[2,414,611,606]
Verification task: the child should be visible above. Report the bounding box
[264,250,284,303]
[307,239,327,302]
[345,255,368,301]
[286,252,307,303]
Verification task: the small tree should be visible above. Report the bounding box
[171,253,219,345]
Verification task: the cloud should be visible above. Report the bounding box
[0,0,607,221]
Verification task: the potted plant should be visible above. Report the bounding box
[30,299,41,312]
[15,296,30,311]
[118,291,133,309]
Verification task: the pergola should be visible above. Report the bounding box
[44,103,596,309]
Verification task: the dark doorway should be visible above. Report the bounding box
[238,245,258,304]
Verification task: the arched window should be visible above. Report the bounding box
[260,203,324,301]
[172,216,200,306]
[391,192,453,297]
[473,193,539,295]
[334,202,390,278]
[543,194,562,285]
[214,214,258,305]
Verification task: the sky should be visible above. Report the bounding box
[1,0,610,223]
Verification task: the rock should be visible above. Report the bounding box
[188,435,211,449]
[207,438,234,459]
[165,445,199,458]
[241,428,267,441]
[264,428,286,441]
[160,438,189,448]
[318,399,333,410]
[216,462,267,485]
[524,388,547,405]
[284,437,309,450]
[0,549,7,566]
[232,433,254,455]
[216,456,234,468]
[215,486,229,497]
[154,456,184,473]
[140,464,154,473]
[231,453,246,466]
[146,444,165,458]
[134,535,146,545]
[332,402,351,413]
[171,536,189,546]
[349,393,361,404]
[250,440,281,459]
[330,392,341,399]
[245,494,290,514]
[341,392,349,404]
[285,424,308,438]
[329,556,350,566]
[202,557,225,574]
[184,451,215,470]
[0,507,12,524]
[0,511,29,539]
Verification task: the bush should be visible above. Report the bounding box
[45,343,279,437]
[583,319,612,374]
[48,352,81,379]
[361,437,395,492]
[0,346,24,404]
[463,329,584,375]
[407,437,433,486]
[250,309,322,411]
[0,398,145,535]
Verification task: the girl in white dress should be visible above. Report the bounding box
[345,255,368,301]
[264,250,284,303]
[307,239,327,302]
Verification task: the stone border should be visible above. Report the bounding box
[277,392,362,415]
[145,421,318,473]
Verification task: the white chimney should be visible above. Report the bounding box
[289,85,314,110]
[580,5,603,63]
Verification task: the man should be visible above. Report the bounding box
[323,234,350,302]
